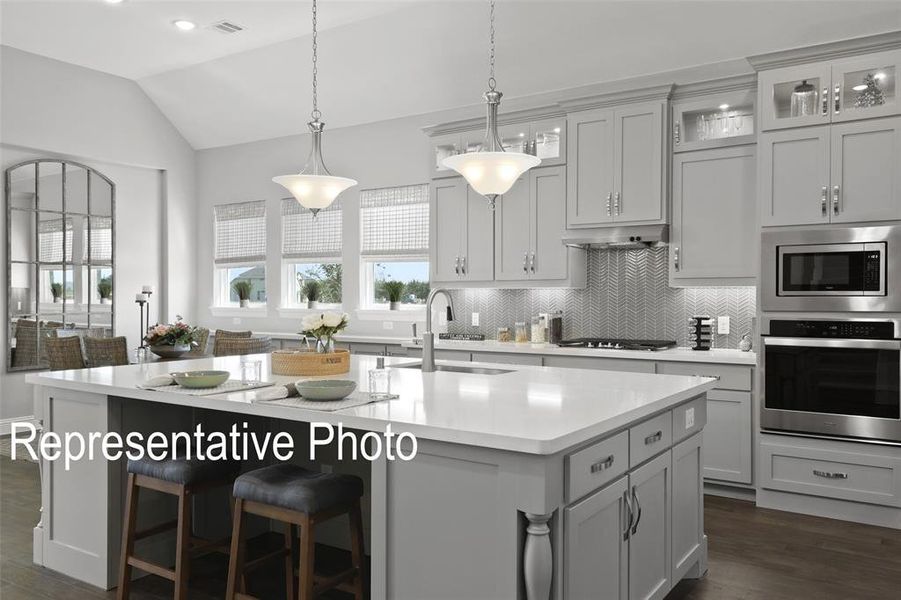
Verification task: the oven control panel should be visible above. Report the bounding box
[768,320,895,339]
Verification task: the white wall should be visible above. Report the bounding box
[0,46,196,426]
[195,114,437,338]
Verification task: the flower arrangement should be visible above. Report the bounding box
[300,312,349,353]
[144,315,199,348]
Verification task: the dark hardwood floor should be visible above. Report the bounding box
[3,452,900,599]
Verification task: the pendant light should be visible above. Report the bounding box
[441,0,540,210]
[273,0,356,216]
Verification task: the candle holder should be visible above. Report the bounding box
[135,294,148,349]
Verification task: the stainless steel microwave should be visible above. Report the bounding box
[762,224,901,312]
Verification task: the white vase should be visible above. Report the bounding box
[100,297,110,305]
[307,300,319,309]
[389,301,399,311]
[239,299,249,308]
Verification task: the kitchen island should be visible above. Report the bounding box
[25,354,716,600]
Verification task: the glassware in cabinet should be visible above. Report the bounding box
[832,50,901,123]
[672,90,755,152]
[758,63,832,131]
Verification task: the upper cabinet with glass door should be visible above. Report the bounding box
[759,50,901,131]
[672,89,755,152]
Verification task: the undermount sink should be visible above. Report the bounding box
[394,362,514,376]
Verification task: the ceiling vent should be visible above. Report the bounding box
[210,20,245,34]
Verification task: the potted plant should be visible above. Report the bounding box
[303,280,321,309]
[97,276,112,305]
[383,280,405,310]
[143,316,199,359]
[50,282,63,303]
[232,280,252,308]
[300,312,349,354]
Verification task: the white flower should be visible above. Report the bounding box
[322,312,343,328]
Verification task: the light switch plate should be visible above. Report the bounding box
[717,316,730,335]
[471,312,480,327]
[685,407,695,429]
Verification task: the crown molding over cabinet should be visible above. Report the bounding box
[747,30,901,72]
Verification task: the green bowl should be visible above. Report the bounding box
[294,379,357,401]
[171,370,230,389]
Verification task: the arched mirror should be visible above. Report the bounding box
[6,159,116,371]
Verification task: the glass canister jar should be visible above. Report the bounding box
[514,321,529,343]
[497,327,512,343]
[790,80,817,117]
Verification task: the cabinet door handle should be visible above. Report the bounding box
[614,192,621,216]
[523,252,529,273]
[606,192,612,216]
[822,87,829,116]
[821,186,828,217]
[813,469,848,480]
[460,255,466,275]
[644,430,663,445]
[833,185,840,215]
[834,84,841,114]
[622,490,633,540]
[590,455,615,474]
[455,256,460,275]
[530,252,536,274]
[630,487,642,535]
[673,246,680,271]
[673,121,681,145]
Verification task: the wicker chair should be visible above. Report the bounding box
[46,336,86,371]
[84,336,130,367]
[186,328,211,357]
[212,329,253,357]
[213,336,272,357]
[12,319,63,368]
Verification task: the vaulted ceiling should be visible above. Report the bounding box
[3,1,900,149]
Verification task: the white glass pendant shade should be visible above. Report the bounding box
[273,120,357,214]
[442,151,539,197]
[442,89,539,208]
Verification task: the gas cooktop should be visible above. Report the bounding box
[557,338,677,351]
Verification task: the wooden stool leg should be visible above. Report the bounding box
[116,473,140,600]
[298,515,315,600]
[284,521,295,600]
[349,500,366,600]
[225,498,246,600]
[174,487,192,600]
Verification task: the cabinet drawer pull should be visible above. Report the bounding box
[813,469,848,480]
[644,430,663,445]
[460,255,466,275]
[630,487,642,535]
[673,246,680,271]
[821,186,828,217]
[614,192,621,215]
[590,455,615,474]
[832,185,840,215]
[523,252,529,273]
[834,84,841,114]
[455,256,460,275]
[691,374,721,381]
[606,192,612,217]
[822,87,829,115]
[529,252,536,274]
[622,490,633,540]
[673,121,681,145]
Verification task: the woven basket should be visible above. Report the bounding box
[270,348,351,376]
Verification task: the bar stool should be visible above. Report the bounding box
[226,463,365,600]
[117,452,240,600]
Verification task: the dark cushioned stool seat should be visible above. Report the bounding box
[127,454,240,485]
[233,463,363,514]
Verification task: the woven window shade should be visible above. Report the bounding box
[214,201,267,264]
[281,198,342,259]
[84,217,112,263]
[38,218,73,263]
[360,184,429,256]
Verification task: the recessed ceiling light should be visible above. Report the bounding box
[173,20,196,31]
[719,104,730,110]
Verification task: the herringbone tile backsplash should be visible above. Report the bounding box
[447,247,756,349]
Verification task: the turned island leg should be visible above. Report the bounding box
[523,512,553,600]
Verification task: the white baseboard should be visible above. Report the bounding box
[0,415,37,436]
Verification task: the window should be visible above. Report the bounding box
[360,184,430,309]
[281,198,343,307]
[38,217,73,263]
[213,201,267,306]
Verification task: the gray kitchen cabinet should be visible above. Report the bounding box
[543,355,656,374]
[567,102,665,228]
[758,62,833,132]
[759,125,831,226]
[830,116,901,223]
[430,132,464,178]
[671,145,757,285]
[671,433,704,582]
[703,390,752,484]
[564,475,630,600]
[628,451,672,600]
[761,118,901,226]
[431,178,494,284]
[495,165,577,283]
[672,90,756,153]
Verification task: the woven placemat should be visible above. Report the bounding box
[255,391,397,412]
[139,380,275,397]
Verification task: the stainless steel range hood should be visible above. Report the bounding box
[562,224,669,249]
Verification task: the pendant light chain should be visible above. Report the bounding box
[487,0,496,90]
[310,0,321,121]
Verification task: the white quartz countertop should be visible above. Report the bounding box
[401,339,757,365]
[26,355,716,455]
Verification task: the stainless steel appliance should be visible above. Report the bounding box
[557,338,677,351]
[761,224,901,312]
[761,317,901,442]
